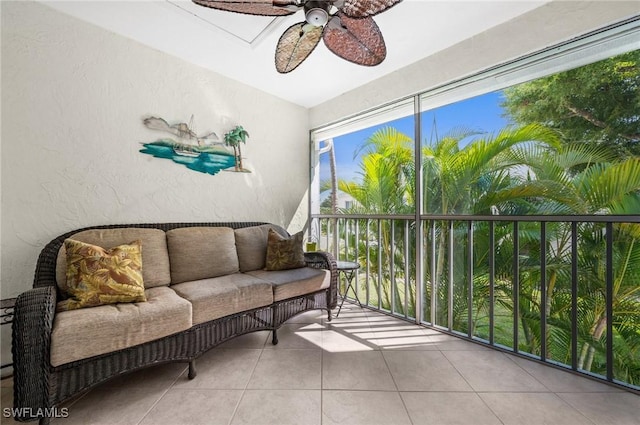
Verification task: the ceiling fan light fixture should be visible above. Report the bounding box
[305,7,329,26]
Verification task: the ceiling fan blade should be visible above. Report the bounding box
[323,13,386,66]
[339,0,401,18]
[192,0,298,16]
[275,22,323,73]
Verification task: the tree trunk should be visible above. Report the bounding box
[238,143,244,171]
[585,317,607,371]
[577,315,607,371]
[329,142,338,213]
[232,146,239,171]
[545,270,557,318]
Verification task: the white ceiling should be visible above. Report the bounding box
[41,0,549,108]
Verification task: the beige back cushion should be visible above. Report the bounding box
[166,227,239,284]
[56,228,171,290]
[234,224,289,272]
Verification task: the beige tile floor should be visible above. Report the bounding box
[2,303,639,425]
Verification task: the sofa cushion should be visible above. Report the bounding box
[57,239,146,311]
[166,227,239,284]
[265,229,306,271]
[56,228,171,289]
[246,267,330,302]
[50,286,192,367]
[234,224,289,272]
[171,274,273,325]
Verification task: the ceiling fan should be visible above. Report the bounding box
[192,0,402,73]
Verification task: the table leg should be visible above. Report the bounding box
[335,270,363,318]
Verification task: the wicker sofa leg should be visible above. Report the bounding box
[272,328,278,345]
[188,360,197,379]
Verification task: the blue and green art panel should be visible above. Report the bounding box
[140,139,237,176]
[140,116,250,176]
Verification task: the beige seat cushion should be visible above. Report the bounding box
[234,224,289,272]
[50,286,192,367]
[171,274,274,325]
[56,228,171,289]
[246,267,330,302]
[166,227,239,284]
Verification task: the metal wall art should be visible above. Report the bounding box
[140,116,251,175]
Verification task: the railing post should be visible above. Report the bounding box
[489,221,495,345]
[414,94,423,325]
[467,221,474,338]
[355,219,360,303]
[448,220,454,331]
[571,222,578,371]
[333,218,339,260]
[540,221,547,362]
[377,219,383,310]
[404,220,410,320]
[606,222,614,381]
[391,220,396,315]
[366,219,371,306]
[430,220,437,326]
[513,221,519,353]
[345,219,351,262]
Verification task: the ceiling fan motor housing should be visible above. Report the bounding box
[304,1,331,26]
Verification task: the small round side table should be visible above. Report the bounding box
[335,261,362,317]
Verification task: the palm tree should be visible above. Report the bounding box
[224,126,249,171]
[420,124,561,327]
[340,127,415,214]
[337,124,561,316]
[317,139,338,215]
[337,127,415,312]
[505,145,640,381]
[328,140,338,214]
[328,122,640,384]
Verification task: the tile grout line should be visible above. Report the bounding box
[135,363,189,425]
[22,308,638,425]
[370,308,416,425]
[444,350,597,425]
[502,352,555,392]
[226,334,269,425]
[499,351,598,423]
[552,392,599,425]
[433,340,509,425]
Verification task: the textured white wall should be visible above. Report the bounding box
[0,1,310,300]
[309,1,640,128]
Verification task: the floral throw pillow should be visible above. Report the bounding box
[57,238,146,311]
[265,229,306,271]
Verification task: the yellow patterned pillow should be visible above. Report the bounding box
[265,229,306,271]
[57,238,146,311]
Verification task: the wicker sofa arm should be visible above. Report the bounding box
[304,251,338,309]
[12,285,57,422]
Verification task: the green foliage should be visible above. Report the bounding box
[330,126,640,385]
[323,52,640,385]
[422,123,561,214]
[223,125,249,147]
[501,50,640,157]
[339,127,415,214]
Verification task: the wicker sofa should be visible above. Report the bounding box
[12,222,337,424]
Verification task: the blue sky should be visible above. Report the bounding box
[319,90,514,184]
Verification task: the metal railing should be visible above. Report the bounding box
[311,213,640,393]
